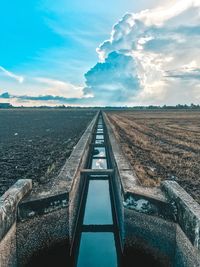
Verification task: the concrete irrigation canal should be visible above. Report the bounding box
[71,114,121,267]
[0,111,200,267]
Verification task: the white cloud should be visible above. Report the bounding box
[88,0,200,105]
[132,0,200,27]
[34,77,84,98]
[84,51,140,105]
[0,66,24,83]
[1,0,200,106]
[0,74,86,106]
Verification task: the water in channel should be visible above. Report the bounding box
[75,115,119,267]
[25,115,163,267]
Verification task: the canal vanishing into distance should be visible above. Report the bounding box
[74,114,120,267]
[26,113,162,267]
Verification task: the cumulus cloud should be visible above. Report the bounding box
[85,0,200,105]
[84,51,140,104]
[33,77,84,98]
[0,66,24,83]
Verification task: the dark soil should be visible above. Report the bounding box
[0,109,96,196]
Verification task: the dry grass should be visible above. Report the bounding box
[107,110,200,204]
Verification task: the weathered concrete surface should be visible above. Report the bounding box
[123,192,173,220]
[124,208,176,267]
[163,180,200,250]
[18,192,68,221]
[110,167,125,248]
[0,224,16,267]
[175,225,200,267]
[17,208,69,266]
[0,179,32,240]
[0,180,32,267]
[103,113,138,189]
[68,112,98,241]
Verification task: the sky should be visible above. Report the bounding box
[0,0,199,106]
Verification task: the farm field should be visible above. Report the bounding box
[107,110,200,204]
[0,109,96,196]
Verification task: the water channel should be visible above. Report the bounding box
[74,114,120,267]
[26,113,163,267]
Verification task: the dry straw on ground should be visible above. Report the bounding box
[108,110,200,204]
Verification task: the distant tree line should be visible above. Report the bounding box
[102,103,200,110]
[0,102,200,109]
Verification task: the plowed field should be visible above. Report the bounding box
[0,109,96,196]
[107,110,200,204]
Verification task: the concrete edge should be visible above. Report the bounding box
[162,180,200,250]
[0,179,32,240]
[58,111,98,182]
[175,223,200,267]
[68,112,100,242]
[103,112,168,203]
[67,111,99,191]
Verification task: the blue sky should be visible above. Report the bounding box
[0,0,199,106]
[0,0,159,80]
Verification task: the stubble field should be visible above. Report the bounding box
[107,110,200,204]
[0,109,96,196]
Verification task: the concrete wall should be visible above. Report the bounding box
[69,112,98,243]
[124,208,176,267]
[0,224,17,267]
[0,180,32,267]
[162,181,200,267]
[175,225,200,267]
[162,180,200,250]
[102,113,125,248]
[17,208,69,266]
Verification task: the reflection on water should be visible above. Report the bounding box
[96,134,104,140]
[95,139,104,145]
[92,158,107,169]
[77,233,117,267]
[93,147,106,157]
[76,117,119,267]
[83,180,113,225]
